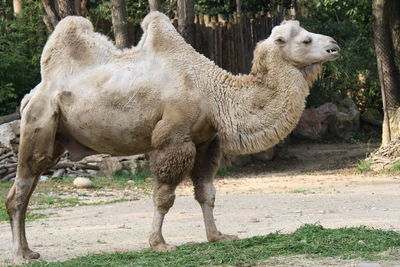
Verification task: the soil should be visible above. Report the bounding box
[1,142,400,266]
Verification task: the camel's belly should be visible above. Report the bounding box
[57,89,162,155]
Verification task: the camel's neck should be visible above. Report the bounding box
[204,46,313,154]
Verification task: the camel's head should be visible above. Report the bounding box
[270,20,340,66]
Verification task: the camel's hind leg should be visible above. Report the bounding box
[191,137,238,242]
[148,119,196,251]
[6,99,64,264]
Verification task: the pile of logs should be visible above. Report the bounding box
[0,148,17,182]
[0,148,101,182]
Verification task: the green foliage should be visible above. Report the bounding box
[0,1,46,115]
[300,0,380,111]
[31,224,400,266]
[389,160,400,172]
[356,159,372,173]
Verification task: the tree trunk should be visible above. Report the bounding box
[41,0,59,31]
[391,0,400,68]
[373,0,400,145]
[57,0,74,18]
[177,0,195,46]
[111,0,129,49]
[149,0,162,11]
[74,0,82,15]
[13,0,22,15]
[236,0,246,73]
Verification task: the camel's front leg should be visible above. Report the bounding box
[6,98,64,264]
[191,137,238,242]
[148,119,196,251]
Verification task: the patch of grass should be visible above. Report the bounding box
[355,159,372,173]
[29,224,400,267]
[290,189,309,194]
[389,160,400,172]
[216,166,239,177]
[0,174,150,222]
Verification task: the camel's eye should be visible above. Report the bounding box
[303,38,312,44]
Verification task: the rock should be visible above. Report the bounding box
[99,157,123,177]
[98,155,149,177]
[293,103,337,139]
[328,98,360,140]
[252,147,274,162]
[127,180,135,184]
[0,122,17,150]
[39,175,49,182]
[73,177,94,188]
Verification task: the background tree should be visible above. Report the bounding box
[373,0,400,145]
[41,0,76,31]
[178,0,195,46]
[13,0,22,15]
[149,0,162,11]
[111,0,129,48]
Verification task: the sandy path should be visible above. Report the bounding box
[1,181,400,265]
[1,143,400,266]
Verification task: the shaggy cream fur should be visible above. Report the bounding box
[6,12,340,264]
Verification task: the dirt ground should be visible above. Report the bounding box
[1,143,400,266]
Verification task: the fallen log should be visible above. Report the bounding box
[0,112,20,125]
[0,171,16,182]
[53,161,100,170]
[360,114,383,127]
[0,152,14,161]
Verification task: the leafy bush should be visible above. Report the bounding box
[299,0,380,111]
[0,1,46,115]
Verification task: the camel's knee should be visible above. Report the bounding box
[150,140,196,185]
[5,180,32,217]
[153,183,176,214]
[194,182,216,207]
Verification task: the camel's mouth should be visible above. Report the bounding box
[325,44,340,60]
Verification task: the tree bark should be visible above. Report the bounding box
[373,0,400,145]
[13,0,22,15]
[80,0,89,17]
[177,0,195,46]
[57,0,74,18]
[111,0,129,49]
[149,0,162,11]
[74,0,82,15]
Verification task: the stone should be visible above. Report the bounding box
[294,102,338,139]
[252,147,275,162]
[0,122,17,150]
[73,177,94,188]
[39,175,49,182]
[328,98,360,140]
[98,155,149,177]
[99,157,123,177]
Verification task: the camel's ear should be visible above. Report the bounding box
[274,36,286,46]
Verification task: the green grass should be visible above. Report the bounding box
[26,224,400,267]
[355,160,372,173]
[0,172,152,222]
[389,160,400,172]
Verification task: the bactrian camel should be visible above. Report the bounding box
[6,11,340,263]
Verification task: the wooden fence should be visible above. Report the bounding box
[127,13,283,74]
[191,13,283,74]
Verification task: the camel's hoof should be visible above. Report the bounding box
[151,243,177,252]
[13,250,40,265]
[208,233,239,242]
